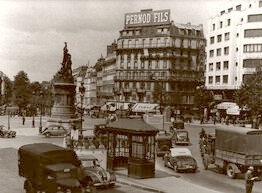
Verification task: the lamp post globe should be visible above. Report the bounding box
[39,91,44,133]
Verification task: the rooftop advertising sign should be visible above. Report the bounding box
[125,9,171,27]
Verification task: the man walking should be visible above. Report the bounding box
[245,166,259,193]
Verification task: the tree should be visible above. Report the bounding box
[1,76,13,105]
[235,69,262,128]
[152,82,165,113]
[13,71,31,112]
[194,86,213,122]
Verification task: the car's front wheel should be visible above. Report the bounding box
[173,165,178,173]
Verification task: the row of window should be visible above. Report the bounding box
[212,1,262,31]
[121,27,169,37]
[212,19,231,31]
[210,32,230,44]
[243,44,262,53]
[118,37,205,49]
[209,47,229,57]
[244,29,262,38]
[248,14,262,22]
[120,60,168,70]
[208,61,229,71]
[208,75,228,84]
[220,4,242,16]
[121,26,202,37]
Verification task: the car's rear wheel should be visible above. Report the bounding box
[226,163,236,179]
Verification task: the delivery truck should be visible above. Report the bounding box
[18,143,88,193]
[200,126,262,178]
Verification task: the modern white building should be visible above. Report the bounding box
[206,0,262,101]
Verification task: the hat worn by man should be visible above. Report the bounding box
[248,166,254,171]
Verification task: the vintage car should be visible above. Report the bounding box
[173,129,190,145]
[156,131,173,157]
[78,154,116,188]
[0,125,16,138]
[163,147,197,173]
[41,124,68,137]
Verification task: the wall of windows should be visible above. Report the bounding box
[243,59,262,68]
[248,14,262,22]
[244,44,262,53]
[244,29,262,37]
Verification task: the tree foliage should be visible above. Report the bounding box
[194,86,213,109]
[152,82,164,103]
[2,76,13,105]
[13,71,31,110]
[235,69,262,117]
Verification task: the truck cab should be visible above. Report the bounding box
[18,143,89,193]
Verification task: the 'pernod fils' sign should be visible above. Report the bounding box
[125,9,170,27]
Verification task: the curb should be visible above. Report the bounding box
[115,172,166,193]
[116,178,165,193]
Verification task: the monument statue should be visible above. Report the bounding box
[54,42,74,83]
[49,42,77,121]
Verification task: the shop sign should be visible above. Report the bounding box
[125,9,170,27]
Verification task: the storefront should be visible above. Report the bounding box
[97,119,159,179]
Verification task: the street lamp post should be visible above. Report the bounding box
[32,91,35,128]
[39,91,44,133]
[79,82,85,136]
[7,111,10,130]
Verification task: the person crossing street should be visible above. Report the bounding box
[245,166,259,193]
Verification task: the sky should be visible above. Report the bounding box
[0,0,229,82]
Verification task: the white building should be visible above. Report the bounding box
[206,0,262,101]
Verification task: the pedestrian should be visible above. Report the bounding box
[22,115,25,125]
[245,166,259,193]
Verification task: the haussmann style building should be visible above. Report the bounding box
[114,9,206,116]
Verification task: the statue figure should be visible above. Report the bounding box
[54,42,74,83]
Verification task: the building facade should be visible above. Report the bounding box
[114,9,205,113]
[85,67,97,106]
[206,0,262,101]
[72,66,88,107]
[94,42,117,105]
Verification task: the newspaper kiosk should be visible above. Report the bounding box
[98,119,158,179]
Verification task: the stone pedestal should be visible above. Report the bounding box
[47,82,80,129]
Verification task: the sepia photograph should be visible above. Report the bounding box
[0,0,262,193]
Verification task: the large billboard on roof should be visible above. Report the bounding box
[125,9,171,27]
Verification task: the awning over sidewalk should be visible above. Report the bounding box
[216,102,238,110]
[226,105,240,115]
[132,103,159,113]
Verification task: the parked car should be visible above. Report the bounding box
[78,154,116,188]
[41,124,68,137]
[163,147,197,173]
[0,125,16,138]
[173,130,190,145]
[156,131,173,157]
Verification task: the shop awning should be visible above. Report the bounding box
[216,102,238,110]
[132,103,159,113]
[226,105,240,115]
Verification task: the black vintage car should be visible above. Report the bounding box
[0,125,16,138]
[78,154,116,188]
[156,131,173,157]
